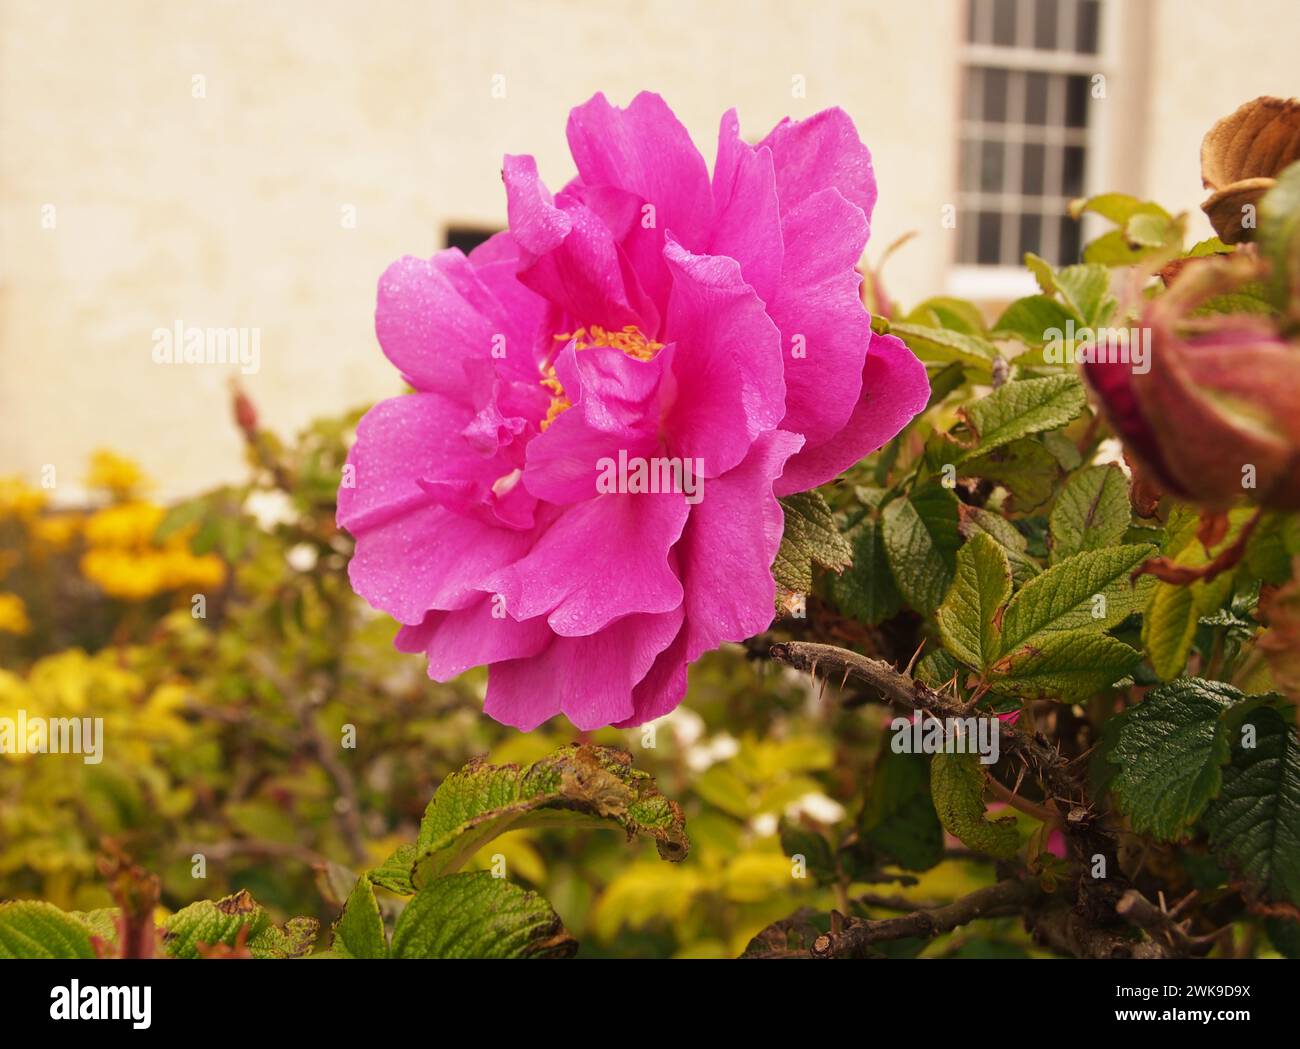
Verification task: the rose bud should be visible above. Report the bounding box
[1083,254,1300,510]
[1201,96,1300,244]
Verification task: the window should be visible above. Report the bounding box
[444,225,500,255]
[954,0,1108,291]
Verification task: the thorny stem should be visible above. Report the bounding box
[765,640,1197,959]
[768,641,1082,806]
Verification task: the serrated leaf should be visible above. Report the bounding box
[991,630,1141,702]
[1050,464,1131,563]
[830,515,902,625]
[904,296,989,335]
[161,890,318,958]
[70,907,120,948]
[403,744,687,889]
[998,544,1156,655]
[881,485,960,613]
[962,437,1061,511]
[0,901,96,959]
[930,751,1019,859]
[891,321,996,375]
[389,872,576,959]
[1142,509,1254,680]
[1052,264,1115,326]
[958,375,1087,461]
[1105,679,1241,840]
[991,295,1082,346]
[331,876,388,959]
[1204,706,1300,906]
[774,491,853,594]
[368,843,417,896]
[957,504,1040,586]
[862,749,944,871]
[937,533,1012,670]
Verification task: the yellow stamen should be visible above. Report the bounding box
[540,325,663,430]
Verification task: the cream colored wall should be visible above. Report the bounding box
[0,0,1292,502]
[1144,0,1299,242]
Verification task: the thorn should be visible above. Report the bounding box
[903,640,925,677]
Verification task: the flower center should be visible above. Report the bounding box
[539,325,663,430]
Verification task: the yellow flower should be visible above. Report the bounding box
[83,502,165,548]
[86,450,152,501]
[29,514,80,554]
[0,593,32,635]
[0,476,46,523]
[80,502,226,600]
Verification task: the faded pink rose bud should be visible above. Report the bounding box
[1084,255,1300,510]
[1201,96,1300,244]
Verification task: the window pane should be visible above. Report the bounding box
[1019,213,1043,259]
[1033,0,1059,50]
[978,211,1003,265]
[1059,216,1082,263]
[992,0,1018,46]
[1077,0,1101,54]
[960,138,980,192]
[983,67,1009,123]
[1063,144,1086,197]
[963,66,984,120]
[1022,142,1046,196]
[1025,71,1050,125]
[1066,74,1090,127]
[959,207,977,263]
[980,139,1006,192]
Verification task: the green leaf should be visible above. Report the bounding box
[830,516,902,625]
[0,901,97,959]
[1070,193,1171,227]
[1051,264,1115,326]
[862,749,945,871]
[1142,509,1254,680]
[904,296,989,335]
[1024,255,1115,326]
[779,823,837,884]
[990,630,1141,702]
[1049,464,1131,563]
[1105,679,1241,840]
[161,890,318,958]
[991,295,1081,346]
[774,491,853,594]
[962,438,1061,511]
[405,744,688,889]
[1204,706,1300,907]
[957,505,1040,586]
[367,843,417,896]
[70,907,120,948]
[958,375,1087,461]
[890,321,996,375]
[389,872,576,959]
[997,544,1156,654]
[1258,160,1300,317]
[937,533,1012,671]
[881,484,960,613]
[331,876,389,959]
[930,752,1019,859]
